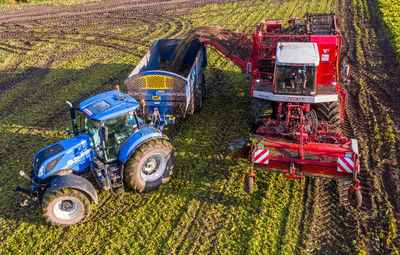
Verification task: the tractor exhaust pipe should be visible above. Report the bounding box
[66,101,79,135]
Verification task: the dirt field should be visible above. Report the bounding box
[0,0,399,254]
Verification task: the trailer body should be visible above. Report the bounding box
[125,39,207,124]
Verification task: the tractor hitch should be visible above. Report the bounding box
[14,185,32,196]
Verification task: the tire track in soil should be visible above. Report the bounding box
[168,66,241,254]
[305,0,400,253]
[0,0,247,24]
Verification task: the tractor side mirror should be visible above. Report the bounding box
[342,65,350,77]
[100,126,108,143]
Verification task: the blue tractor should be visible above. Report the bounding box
[16,88,175,227]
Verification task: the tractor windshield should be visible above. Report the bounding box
[103,112,138,162]
[274,65,317,96]
[85,116,101,148]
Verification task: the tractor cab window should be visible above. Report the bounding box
[85,116,101,148]
[103,112,138,162]
[274,65,316,95]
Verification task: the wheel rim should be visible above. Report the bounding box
[140,153,167,182]
[53,199,79,220]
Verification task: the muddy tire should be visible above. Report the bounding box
[244,174,254,194]
[250,97,272,132]
[42,188,92,227]
[314,101,340,128]
[124,139,175,192]
[348,188,362,209]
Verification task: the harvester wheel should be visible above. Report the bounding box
[348,187,362,209]
[314,101,340,128]
[124,139,175,192]
[244,174,254,194]
[250,98,272,132]
[42,188,92,227]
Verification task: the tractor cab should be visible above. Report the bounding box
[273,42,319,96]
[78,90,141,162]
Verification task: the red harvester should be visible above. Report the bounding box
[201,12,362,208]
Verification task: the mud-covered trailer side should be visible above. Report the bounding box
[125,39,207,124]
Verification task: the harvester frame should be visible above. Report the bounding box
[202,12,362,208]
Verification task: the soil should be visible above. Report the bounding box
[304,0,400,253]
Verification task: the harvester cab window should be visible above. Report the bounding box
[103,112,137,162]
[274,65,316,96]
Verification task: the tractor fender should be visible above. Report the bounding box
[118,126,167,164]
[50,174,98,204]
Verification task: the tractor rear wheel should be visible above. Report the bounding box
[250,98,272,132]
[244,174,254,194]
[314,101,341,128]
[348,187,362,209]
[42,188,92,227]
[124,139,175,192]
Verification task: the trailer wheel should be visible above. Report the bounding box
[250,98,272,132]
[244,174,254,194]
[348,187,362,209]
[314,101,340,128]
[124,139,175,192]
[194,88,203,112]
[194,74,206,112]
[42,188,92,227]
[187,91,195,115]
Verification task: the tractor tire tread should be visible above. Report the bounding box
[124,139,175,193]
[42,188,92,227]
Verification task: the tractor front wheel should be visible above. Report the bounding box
[124,139,175,192]
[348,187,362,209]
[42,188,92,227]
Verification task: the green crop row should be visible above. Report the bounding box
[376,0,400,57]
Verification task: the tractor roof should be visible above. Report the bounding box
[79,90,140,121]
[275,42,320,66]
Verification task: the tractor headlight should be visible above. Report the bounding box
[38,166,44,177]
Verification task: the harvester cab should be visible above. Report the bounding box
[16,89,175,227]
[274,42,319,96]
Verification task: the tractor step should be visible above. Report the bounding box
[108,163,125,194]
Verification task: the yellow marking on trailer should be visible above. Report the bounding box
[158,90,165,93]
[136,75,180,90]
[152,96,161,101]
